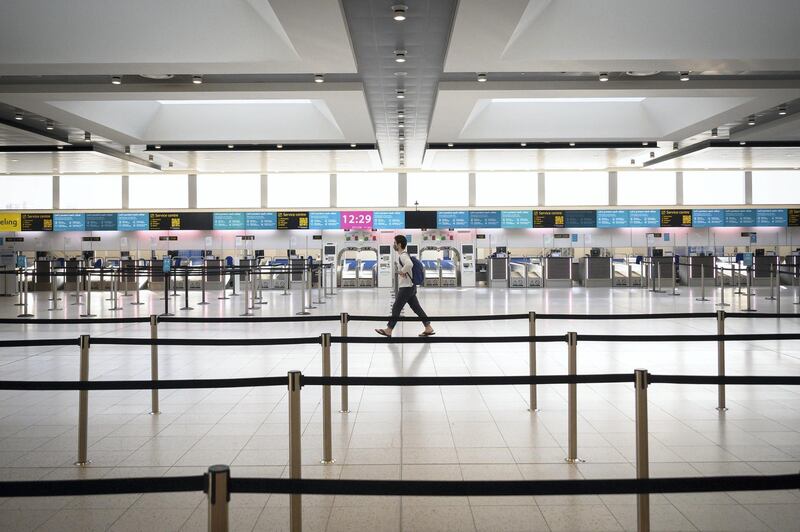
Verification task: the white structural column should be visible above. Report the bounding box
[330,173,337,207]
[608,171,618,206]
[260,174,268,208]
[52,175,60,210]
[121,175,129,209]
[188,174,197,209]
[468,172,476,207]
[744,171,753,204]
[675,171,684,205]
[537,172,545,206]
[398,172,407,207]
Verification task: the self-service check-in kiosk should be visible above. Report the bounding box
[486,248,509,288]
[378,245,393,288]
[460,244,475,287]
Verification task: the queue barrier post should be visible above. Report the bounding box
[109,270,122,311]
[218,266,230,301]
[715,310,728,411]
[206,464,230,532]
[150,315,161,414]
[15,268,24,306]
[634,369,650,532]
[131,269,144,306]
[717,267,729,307]
[198,265,209,305]
[80,269,96,318]
[321,333,335,464]
[288,371,302,532]
[696,264,709,302]
[671,261,679,296]
[565,332,583,463]
[161,271,174,317]
[241,270,253,317]
[340,313,350,413]
[172,268,179,297]
[75,334,91,466]
[17,271,33,318]
[794,264,799,305]
[528,311,538,412]
[777,276,781,315]
[744,266,756,312]
[71,267,81,306]
[48,269,60,312]
[296,266,311,316]
[766,266,776,301]
[306,265,316,311]
[181,269,193,311]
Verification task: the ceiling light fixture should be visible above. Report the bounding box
[227,144,234,149]
[477,73,487,82]
[520,142,527,147]
[673,142,679,150]
[569,142,576,147]
[84,131,91,142]
[599,72,609,82]
[57,146,64,150]
[778,105,787,116]
[447,143,454,147]
[679,71,690,81]
[396,89,405,99]
[155,145,161,149]
[630,158,636,165]
[711,127,718,137]
[45,120,54,131]
[397,110,404,118]
[748,115,756,126]
[394,49,407,63]
[392,4,408,21]
[168,161,174,168]
[650,151,655,158]
[148,154,154,161]
[398,121,405,128]
[14,110,23,121]
[314,74,324,83]
[111,75,122,85]
[350,143,357,148]
[739,141,746,146]
[276,144,283,149]
[192,75,203,84]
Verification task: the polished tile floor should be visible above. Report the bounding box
[0,284,799,531]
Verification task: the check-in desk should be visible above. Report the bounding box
[544,257,573,287]
[648,256,674,286]
[33,259,55,291]
[486,257,509,288]
[147,261,166,291]
[781,255,799,286]
[578,257,612,287]
[64,258,85,291]
[753,255,779,287]
[677,255,715,287]
[120,259,144,290]
[203,259,225,290]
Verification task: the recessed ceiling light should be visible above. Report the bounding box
[227,144,234,149]
[739,141,746,146]
[148,154,154,161]
[394,49,407,63]
[747,115,756,126]
[57,146,64,150]
[520,142,527,147]
[630,159,636,165]
[276,144,283,149]
[569,142,576,147]
[168,161,174,168]
[447,143,454,147]
[350,143,357,148]
[111,76,122,85]
[84,131,91,142]
[477,73,487,82]
[711,128,718,137]
[314,74,324,83]
[155,145,161,149]
[396,89,405,99]
[599,72,609,82]
[778,105,787,116]
[192,75,203,84]
[673,142,679,150]
[397,110,404,118]
[14,111,23,121]
[650,151,655,158]
[45,120,54,130]
[392,4,407,21]
[679,71,690,81]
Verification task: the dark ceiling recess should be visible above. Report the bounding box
[340,0,459,169]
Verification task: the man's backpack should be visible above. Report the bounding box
[409,255,425,286]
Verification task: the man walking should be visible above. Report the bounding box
[375,235,435,337]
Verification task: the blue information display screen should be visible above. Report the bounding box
[117,213,149,231]
[469,210,502,228]
[628,210,661,227]
[373,211,405,229]
[755,209,788,226]
[501,210,533,228]
[597,210,630,227]
[724,209,757,226]
[213,212,246,230]
[85,213,117,231]
[437,211,470,229]
[245,212,277,230]
[693,209,725,228]
[53,213,86,231]
[563,210,597,228]
[309,211,341,230]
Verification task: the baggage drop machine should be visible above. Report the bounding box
[377,245,393,288]
[336,246,378,288]
[419,246,461,287]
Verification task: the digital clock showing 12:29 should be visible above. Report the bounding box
[340,210,373,229]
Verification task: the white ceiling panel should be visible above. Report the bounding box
[645,146,800,170]
[0,150,159,174]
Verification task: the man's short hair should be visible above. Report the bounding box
[394,234,407,249]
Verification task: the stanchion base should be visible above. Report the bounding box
[716,407,729,412]
[197,301,210,305]
[716,303,731,307]
[73,460,92,467]
[671,292,681,296]
[296,311,311,315]
[149,411,161,415]
[159,313,175,317]
[17,313,35,318]
[527,408,540,413]
[765,297,776,301]
[564,458,585,464]
[109,306,123,311]
[741,309,758,313]
[314,301,326,305]
[240,312,254,316]
[218,296,230,300]
[13,303,24,306]
[320,459,336,465]
[305,306,317,310]
[130,302,145,306]
[180,307,194,311]
[48,307,63,312]
[695,298,710,301]
[339,409,351,414]
[79,314,97,318]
